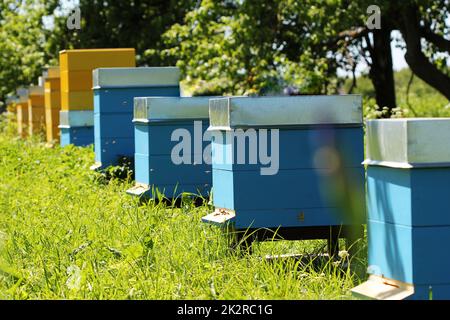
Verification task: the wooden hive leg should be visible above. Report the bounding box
[345,224,365,258]
[327,227,340,258]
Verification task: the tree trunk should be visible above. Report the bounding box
[399,5,450,102]
[368,26,397,116]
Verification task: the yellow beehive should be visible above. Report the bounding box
[59,48,136,111]
[7,103,16,114]
[5,95,17,114]
[16,102,29,138]
[61,91,94,110]
[60,70,94,92]
[28,85,45,136]
[16,88,29,138]
[44,66,61,143]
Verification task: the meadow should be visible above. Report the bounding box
[0,68,447,300]
[0,117,364,300]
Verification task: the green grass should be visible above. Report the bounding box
[0,116,366,300]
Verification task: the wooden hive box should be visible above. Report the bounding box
[127,97,213,199]
[44,66,61,143]
[91,67,180,170]
[28,84,45,136]
[5,95,18,114]
[58,48,136,146]
[202,96,365,249]
[59,110,95,147]
[352,118,450,300]
[15,88,29,138]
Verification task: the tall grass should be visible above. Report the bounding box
[0,115,365,300]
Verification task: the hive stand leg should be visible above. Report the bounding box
[345,225,365,258]
[327,229,340,258]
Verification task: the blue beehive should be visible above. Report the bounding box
[352,118,450,300]
[91,67,180,170]
[59,111,94,147]
[202,96,365,245]
[126,97,212,199]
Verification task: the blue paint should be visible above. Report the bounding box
[407,284,450,300]
[212,127,363,171]
[367,165,450,299]
[367,219,414,284]
[368,220,450,288]
[211,126,366,230]
[233,208,355,229]
[93,86,180,168]
[60,126,94,147]
[366,167,412,225]
[213,167,365,210]
[133,120,211,198]
[367,166,450,226]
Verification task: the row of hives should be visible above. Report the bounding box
[5,48,450,300]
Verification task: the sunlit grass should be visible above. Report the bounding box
[0,116,365,300]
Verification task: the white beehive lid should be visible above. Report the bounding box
[365,118,450,168]
[16,88,29,103]
[208,95,362,130]
[93,67,180,89]
[28,85,44,96]
[5,94,18,105]
[59,110,94,128]
[133,96,213,123]
[43,66,60,79]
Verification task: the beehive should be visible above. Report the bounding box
[28,84,45,136]
[126,97,212,199]
[16,88,29,138]
[59,48,136,146]
[5,95,18,114]
[59,111,95,146]
[352,118,450,300]
[91,67,180,170]
[202,96,365,246]
[44,67,61,143]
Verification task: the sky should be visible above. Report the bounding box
[391,33,408,71]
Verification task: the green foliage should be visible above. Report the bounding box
[0,0,194,106]
[45,0,195,66]
[163,0,450,101]
[163,0,450,109]
[161,0,366,95]
[163,0,282,95]
[0,121,365,299]
[0,0,50,104]
[346,68,450,118]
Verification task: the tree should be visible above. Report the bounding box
[397,1,450,102]
[0,0,194,107]
[161,0,376,95]
[46,0,195,66]
[337,0,450,114]
[163,0,450,115]
[0,0,51,107]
